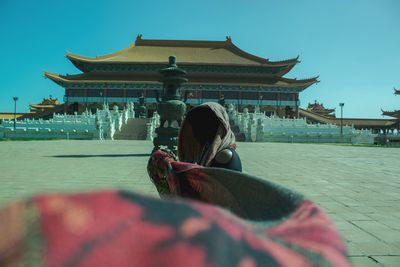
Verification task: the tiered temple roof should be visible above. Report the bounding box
[306,101,336,118]
[66,35,298,67]
[45,35,318,93]
[382,88,400,119]
[29,97,60,113]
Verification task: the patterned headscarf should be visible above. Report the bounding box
[178,102,236,166]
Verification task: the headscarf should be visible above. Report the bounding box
[178,102,236,166]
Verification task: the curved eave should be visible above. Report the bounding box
[44,71,69,86]
[67,59,297,76]
[66,40,136,64]
[45,72,317,90]
[44,80,311,92]
[30,104,57,108]
[320,109,336,113]
[225,41,299,66]
[278,76,319,87]
[66,58,297,69]
[67,54,94,72]
[277,65,293,77]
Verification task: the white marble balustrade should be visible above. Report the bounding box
[226,104,376,144]
[0,102,137,140]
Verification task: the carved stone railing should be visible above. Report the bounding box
[227,104,376,144]
[0,102,138,140]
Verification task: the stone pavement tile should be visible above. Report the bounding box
[386,242,400,250]
[335,220,365,232]
[351,221,400,244]
[351,220,394,230]
[349,256,383,267]
[338,212,373,221]
[383,192,400,200]
[366,213,400,222]
[360,201,400,208]
[333,196,362,207]
[372,256,400,267]
[346,242,365,256]
[339,228,382,243]
[384,212,400,220]
[351,206,379,214]
[350,241,400,256]
[377,206,400,213]
[368,230,400,243]
[326,202,364,214]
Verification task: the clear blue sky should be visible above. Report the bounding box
[1,0,399,118]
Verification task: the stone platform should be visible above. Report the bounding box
[0,140,399,266]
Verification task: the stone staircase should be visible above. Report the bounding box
[114,118,149,140]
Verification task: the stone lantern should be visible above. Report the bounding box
[153,56,188,153]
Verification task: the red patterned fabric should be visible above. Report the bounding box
[0,150,350,267]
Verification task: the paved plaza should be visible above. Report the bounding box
[0,140,399,266]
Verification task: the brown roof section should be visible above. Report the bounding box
[299,108,397,128]
[0,113,26,120]
[66,35,299,67]
[382,110,400,119]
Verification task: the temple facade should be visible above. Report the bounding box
[45,35,318,117]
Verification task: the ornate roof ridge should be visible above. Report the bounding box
[136,35,300,66]
[66,35,299,67]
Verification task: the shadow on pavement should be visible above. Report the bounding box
[51,153,150,158]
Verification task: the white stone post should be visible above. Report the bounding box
[117,114,123,131]
[146,123,153,141]
[256,118,264,142]
[109,121,115,140]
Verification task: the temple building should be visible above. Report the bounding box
[0,96,63,120]
[382,88,400,121]
[299,96,398,133]
[29,96,60,113]
[306,101,336,118]
[45,35,318,117]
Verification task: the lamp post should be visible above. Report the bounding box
[13,97,18,131]
[339,103,344,135]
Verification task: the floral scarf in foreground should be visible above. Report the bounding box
[0,150,350,267]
